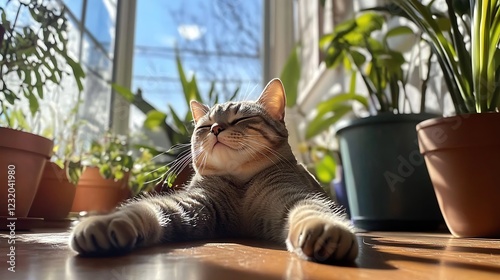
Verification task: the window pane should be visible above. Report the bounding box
[63,0,83,20]
[84,0,117,56]
[132,0,263,148]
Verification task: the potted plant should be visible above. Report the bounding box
[28,112,86,220]
[0,0,84,218]
[71,134,133,213]
[309,12,443,230]
[389,0,500,237]
[71,131,174,213]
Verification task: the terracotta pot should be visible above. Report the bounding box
[71,167,130,213]
[417,112,500,237]
[0,128,53,217]
[28,162,76,220]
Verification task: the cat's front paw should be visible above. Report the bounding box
[286,217,358,263]
[70,213,143,256]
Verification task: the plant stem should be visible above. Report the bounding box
[420,50,433,113]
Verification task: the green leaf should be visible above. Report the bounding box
[99,164,112,179]
[176,53,203,104]
[3,89,17,104]
[144,110,167,131]
[228,87,240,102]
[168,105,189,136]
[315,153,337,183]
[351,50,367,67]
[112,83,135,102]
[280,45,301,107]
[315,93,368,120]
[27,92,40,116]
[355,12,385,34]
[66,55,85,92]
[384,26,414,48]
[12,110,30,131]
[67,161,83,185]
[306,105,352,139]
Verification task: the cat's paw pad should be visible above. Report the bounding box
[286,217,358,262]
[70,214,141,255]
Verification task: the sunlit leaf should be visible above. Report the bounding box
[112,83,135,102]
[315,153,337,183]
[280,45,301,107]
[306,105,352,139]
[144,110,167,130]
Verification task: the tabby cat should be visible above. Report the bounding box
[69,79,358,263]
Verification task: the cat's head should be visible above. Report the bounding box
[189,78,292,181]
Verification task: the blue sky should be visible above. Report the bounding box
[132,0,263,117]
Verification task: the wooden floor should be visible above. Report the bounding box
[1,225,500,279]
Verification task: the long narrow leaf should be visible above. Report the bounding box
[315,93,368,120]
[306,105,352,139]
[394,0,473,113]
[280,45,301,107]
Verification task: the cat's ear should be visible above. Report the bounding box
[257,78,286,121]
[190,100,210,123]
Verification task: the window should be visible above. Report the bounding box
[131,0,263,149]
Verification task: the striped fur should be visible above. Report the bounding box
[70,79,358,262]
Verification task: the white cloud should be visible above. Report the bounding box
[177,24,206,41]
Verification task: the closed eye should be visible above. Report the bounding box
[230,116,257,125]
[197,125,211,130]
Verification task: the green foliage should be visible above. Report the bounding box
[388,0,500,113]
[82,133,169,195]
[129,149,169,196]
[305,11,426,139]
[314,152,337,184]
[280,45,301,107]
[0,0,85,122]
[85,134,134,181]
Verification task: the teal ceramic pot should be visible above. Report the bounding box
[336,113,443,231]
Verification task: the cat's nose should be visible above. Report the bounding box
[211,123,224,136]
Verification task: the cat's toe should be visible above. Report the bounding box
[287,218,359,263]
[69,215,138,255]
[107,217,139,249]
[70,219,107,254]
[320,228,358,262]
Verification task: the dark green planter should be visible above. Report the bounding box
[336,113,443,231]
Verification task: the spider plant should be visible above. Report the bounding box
[390,0,500,114]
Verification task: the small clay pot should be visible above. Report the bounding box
[28,162,76,220]
[71,167,130,213]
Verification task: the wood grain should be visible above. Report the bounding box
[1,229,499,279]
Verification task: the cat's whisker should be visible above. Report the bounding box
[166,143,192,154]
[244,134,287,139]
[240,145,260,162]
[149,150,170,162]
[199,150,210,175]
[170,153,193,175]
[242,82,259,102]
[243,138,296,170]
[238,139,283,168]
